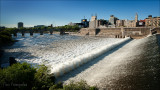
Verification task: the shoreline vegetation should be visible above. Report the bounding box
[0,62,98,90]
[0,27,98,90]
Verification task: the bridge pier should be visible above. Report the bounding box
[13,32,17,37]
[13,30,18,37]
[21,31,25,37]
[49,29,53,35]
[60,29,64,35]
[40,30,43,35]
[29,30,34,36]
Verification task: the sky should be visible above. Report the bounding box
[0,0,160,28]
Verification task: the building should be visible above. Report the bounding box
[18,22,23,28]
[97,19,108,28]
[135,13,139,27]
[116,20,124,27]
[123,20,135,27]
[89,15,108,28]
[145,15,160,27]
[138,20,145,27]
[68,22,76,26]
[123,13,139,27]
[135,13,138,22]
[34,25,46,28]
[81,19,89,28]
[68,22,85,28]
[109,15,118,25]
[89,15,98,28]
[91,16,97,21]
[48,24,53,28]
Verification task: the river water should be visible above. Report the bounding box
[0,33,123,73]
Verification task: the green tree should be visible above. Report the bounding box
[33,65,55,90]
[0,62,36,90]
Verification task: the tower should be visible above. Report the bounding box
[89,14,98,28]
[135,13,138,22]
[91,16,97,21]
[18,22,23,28]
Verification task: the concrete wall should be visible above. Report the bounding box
[124,28,150,37]
[152,27,160,34]
[96,28,122,38]
[79,28,89,35]
[80,27,152,39]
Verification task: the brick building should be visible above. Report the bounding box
[145,15,160,27]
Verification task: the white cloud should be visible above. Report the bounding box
[0,24,34,28]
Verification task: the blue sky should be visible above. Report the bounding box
[0,0,160,27]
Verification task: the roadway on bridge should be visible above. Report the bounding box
[57,34,160,90]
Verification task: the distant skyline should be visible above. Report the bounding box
[0,0,160,28]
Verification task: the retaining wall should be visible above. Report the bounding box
[80,27,153,39]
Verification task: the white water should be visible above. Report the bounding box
[1,33,129,76]
[52,37,131,77]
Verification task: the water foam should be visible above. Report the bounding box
[51,37,131,77]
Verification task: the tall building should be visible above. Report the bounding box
[18,22,23,28]
[91,16,97,21]
[109,15,118,25]
[135,13,139,27]
[145,15,160,27]
[89,15,98,28]
[135,13,138,22]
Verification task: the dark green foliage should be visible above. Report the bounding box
[49,82,63,90]
[0,63,56,90]
[0,62,36,90]
[55,25,80,32]
[63,80,98,90]
[0,62,98,90]
[33,65,55,90]
[49,80,98,90]
[0,28,15,46]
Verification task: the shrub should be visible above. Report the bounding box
[0,63,55,90]
[0,30,14,46]
[0,62,98,90]
[0,62,36,90]
[49,82,63,90]
[33,65,55,90]
[63,80,98,90]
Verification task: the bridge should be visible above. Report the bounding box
[12,28,66,37]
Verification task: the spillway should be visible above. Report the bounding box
[51,37,131,77]
[0,33,130,78]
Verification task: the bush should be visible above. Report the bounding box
[33,65,55,90]
[0,62,36,90]
[0,63,55,90]
[0,30,14,46]
[49,82,63,90]
[63,80,98,90]
[0,63,98,90]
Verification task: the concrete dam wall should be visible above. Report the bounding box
[80,27,160,39]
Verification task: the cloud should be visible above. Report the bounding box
[0,24,34,28]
